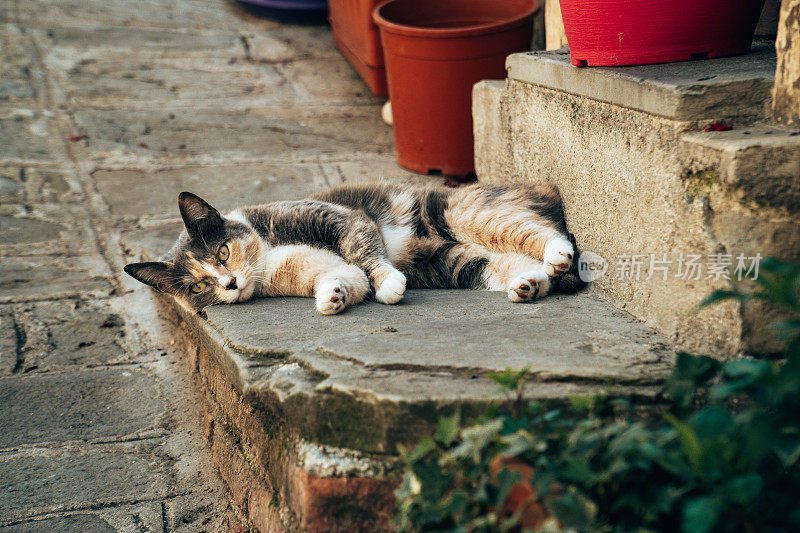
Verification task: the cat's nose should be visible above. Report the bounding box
[225,278,238,290]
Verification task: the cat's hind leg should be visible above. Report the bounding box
[315,264,370,315]
[403,242,551,301]
[543,236,574,277]
[483,253,552,302]
[443,184,575,277]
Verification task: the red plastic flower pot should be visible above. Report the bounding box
[374,0,538,176]
[560,0,766,67]
[329,0,388,96]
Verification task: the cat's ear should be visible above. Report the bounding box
[178,192,223,240]
[124,262,178,294]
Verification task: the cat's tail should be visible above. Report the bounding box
[551,233,587,295]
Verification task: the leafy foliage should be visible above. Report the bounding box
[395,258,800,532]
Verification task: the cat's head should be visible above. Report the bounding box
[124,192,262,311]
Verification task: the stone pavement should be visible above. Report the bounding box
[1,0,679,530]
[0,0,420,530]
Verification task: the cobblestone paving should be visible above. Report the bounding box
[0,0,420,530]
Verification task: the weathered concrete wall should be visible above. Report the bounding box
[474,80,800,357]
[773,0,800,125]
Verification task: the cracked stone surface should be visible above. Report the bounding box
[0,515,117,532]
[0,369,163,447]
[0,447,170,521]
[0,113,57,163]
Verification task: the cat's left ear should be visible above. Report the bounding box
[124,261,179,294]
[178,192,224,240]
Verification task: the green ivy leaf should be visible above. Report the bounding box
[488,367,529,391]
[682,496,723,533]
[666,353,721,408]
[448,418,504,463]
[725,473,762,504]
[436,410,461,446]
[665,414,704,474]
[404,436,436,464]
[697,289,744,309]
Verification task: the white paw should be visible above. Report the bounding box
[543,237,574,277]
[316,278,348,315]
[374,270,406,304]
[507,270,550,302]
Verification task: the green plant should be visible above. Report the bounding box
[395,258,800,532]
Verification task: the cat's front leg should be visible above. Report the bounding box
[370,262,407,305]
[314,265,370,315]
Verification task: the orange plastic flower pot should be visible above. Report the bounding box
[374,0,538,176]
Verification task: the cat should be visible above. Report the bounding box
[124,182,585,315]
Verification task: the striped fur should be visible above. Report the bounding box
[124,183,585,314]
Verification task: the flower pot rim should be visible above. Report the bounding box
[373,0,539,39]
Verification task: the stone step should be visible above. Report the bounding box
[473,43,800,357]
[505,41,777,122]
[165,286,672,455]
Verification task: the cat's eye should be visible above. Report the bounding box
[217,244,230,263]
[190,281,208,293]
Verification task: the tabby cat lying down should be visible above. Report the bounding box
[124,183,585,315]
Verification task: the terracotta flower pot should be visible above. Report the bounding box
[374,0,538,176]
[329,0,388,96]
[560,0,766,67]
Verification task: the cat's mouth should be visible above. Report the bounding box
[235,278,256,302]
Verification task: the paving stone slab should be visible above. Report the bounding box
[0,25,40,108]
[0,167,81,204]
[0,255,113,303]
[0,515,116,532]
[9,299,128,372]
[0,112,58,163]
[0,173,22,199]
[323,160,432,187]
[72,107,394,163]
[0,447,168,521]
[0,4,13,23]
[21,0,251,31]
[0,367,164,447]
[0,81,36,105]
[277,58,384,105]
[119,222,185,263]
[39,25,243,58]
[243,25,343,63]
[0,204,102,258]
[61,57,289,109]
[507,40,776,121]
[0,214,61,246]
[94,163,325,226]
